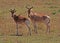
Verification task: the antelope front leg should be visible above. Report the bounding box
[46,23,50,33]
[45,18,50,34]
[16,23,19,36]
[16,23,23,36]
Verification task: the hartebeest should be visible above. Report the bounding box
[9,9,31,36]
[26,6,50,33]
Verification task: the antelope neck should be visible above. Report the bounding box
[28,9,31,17]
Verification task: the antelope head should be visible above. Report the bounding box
[26,6,33,14]
[10,8,16,17]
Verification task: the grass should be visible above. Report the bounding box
[0,34,60,43]
[0,0,60,43]
[52,11,56,15]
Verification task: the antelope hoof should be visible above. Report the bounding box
[16,33,23,36]
[30,33,31,36]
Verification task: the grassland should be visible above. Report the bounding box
[0,0,60,43]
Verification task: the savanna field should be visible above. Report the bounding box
[0,0,60,43]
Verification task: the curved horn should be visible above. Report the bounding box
[26,5,29,9]
[26,5,33,9]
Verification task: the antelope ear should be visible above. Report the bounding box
[9,9,12,12]
[26,6,29,9]
[13,8,16,12]
[25,4,31,9]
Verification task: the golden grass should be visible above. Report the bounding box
[0,0,60,43]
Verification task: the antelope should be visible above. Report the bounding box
[26,6,50,33]
[9,9,31,36]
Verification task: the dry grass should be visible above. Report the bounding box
[0,0,60,43]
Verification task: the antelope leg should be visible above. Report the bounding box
[25,20,31,36]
